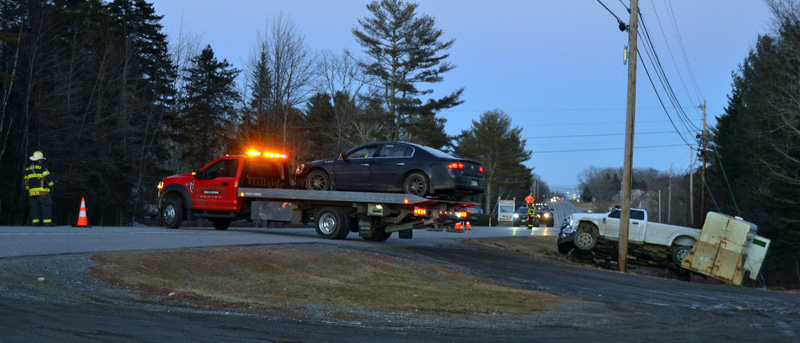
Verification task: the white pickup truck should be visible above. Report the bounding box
[557,207,701,266]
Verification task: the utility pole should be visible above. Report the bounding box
[690,147,694,226]
[668,163,672,223]
[619,0,639,273]
[700,101,707,221]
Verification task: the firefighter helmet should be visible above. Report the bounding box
[30,151,45,161]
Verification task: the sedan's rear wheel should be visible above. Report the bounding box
[306,170,330,191]
[403,172,429,197]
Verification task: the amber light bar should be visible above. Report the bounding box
[247,150,287,159]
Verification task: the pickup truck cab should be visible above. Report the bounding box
[158,152,291,230]
[558,207,700,266]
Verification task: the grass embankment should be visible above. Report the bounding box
[461,236,570,263]
[90,246,562,317]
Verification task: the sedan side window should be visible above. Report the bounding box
[379,144,413,157]
[347,146,377,159]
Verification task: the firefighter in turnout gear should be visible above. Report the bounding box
[25,151,55,226]
[526,203,536,229]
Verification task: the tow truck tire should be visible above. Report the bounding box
[671,245,692,265]
[364,225,392,242]
[306,170,330,191]
[161,197,184,229]
[573,226,597,251]
[212,218,231,231]
[315,207,347,239]
[403,172,429,197]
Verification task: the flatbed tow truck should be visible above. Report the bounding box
[157,150,477,241]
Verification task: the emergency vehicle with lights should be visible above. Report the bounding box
[157,149,477,241]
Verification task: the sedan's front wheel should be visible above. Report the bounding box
[306,170,330,191]
[403,172,429,197]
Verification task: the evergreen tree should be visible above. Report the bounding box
[352,0,462,145]
[180,45,240,165]
[454,110,531,213]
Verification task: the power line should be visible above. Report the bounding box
[667,0,705,101]
[523,130,676,139]
[638,12,700,132]
[649,0,701,111]
[532,144,690,154]
[597,0,626,29]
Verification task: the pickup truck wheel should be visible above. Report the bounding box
[573,227,597,251]
[671,245,692,265]
[306,170,330,191]
[161,198,184,229]
[211,218,231,231]
[403,172,429,197]
[315,207,347,239]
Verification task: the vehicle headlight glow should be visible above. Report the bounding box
[513,214,519,218]
[543,213,550,218]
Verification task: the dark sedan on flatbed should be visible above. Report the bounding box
[295,141,485,198]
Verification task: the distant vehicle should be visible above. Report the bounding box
[535,206,555,227]
[512,206,538,227]
[295,141,486,198]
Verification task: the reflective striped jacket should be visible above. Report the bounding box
[24,162,54,196]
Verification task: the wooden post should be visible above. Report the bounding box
[619,0,639,273]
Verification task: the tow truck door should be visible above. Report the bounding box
[192,157,240,211]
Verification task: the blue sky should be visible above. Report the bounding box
[150,0,773,194]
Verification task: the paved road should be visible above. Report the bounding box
[1,200,798,342]
[0,219,559,258]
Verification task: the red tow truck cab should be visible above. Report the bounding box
[157,151,478,240]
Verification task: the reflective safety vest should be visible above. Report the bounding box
[24,163,54,197]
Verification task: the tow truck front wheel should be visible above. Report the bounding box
[315,207,349,240]
[212,218,231,231]
[161,198,184,229]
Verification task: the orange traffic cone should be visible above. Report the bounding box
[465,222,471,230]
[73,197,91,227]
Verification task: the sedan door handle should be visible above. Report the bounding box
[361,163,370,167]
[396,163,405,166]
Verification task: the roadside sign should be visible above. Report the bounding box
[498,200,515,222]
[524,195,534,204]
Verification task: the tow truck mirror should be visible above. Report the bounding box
[193,167,201,179]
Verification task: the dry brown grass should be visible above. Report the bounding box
[461,236,571,263]
[90,246,562,317]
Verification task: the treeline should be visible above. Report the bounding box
[0,0,538,225]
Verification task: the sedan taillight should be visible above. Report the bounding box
[447,162,465,169]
